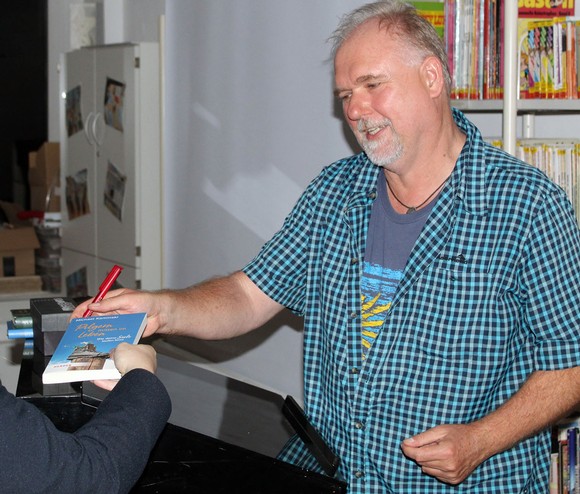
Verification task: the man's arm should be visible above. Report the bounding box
[71,271,285,340]
[401,366,580,485]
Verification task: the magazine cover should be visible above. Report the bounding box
[519,1,575,18]
[42,313,147,384]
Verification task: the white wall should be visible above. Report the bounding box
[161,1,370,397]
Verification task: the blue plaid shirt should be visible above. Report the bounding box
[243,109,580,492]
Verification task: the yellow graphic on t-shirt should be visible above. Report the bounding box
[361,292,391,357]
[360,262,402,359]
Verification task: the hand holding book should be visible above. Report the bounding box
[42,312,149,385]
[93,342,158,391]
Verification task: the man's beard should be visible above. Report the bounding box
[356,118,403,168]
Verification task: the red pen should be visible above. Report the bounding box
[83,265,124,317]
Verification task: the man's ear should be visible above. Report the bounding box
[422,56,444,95]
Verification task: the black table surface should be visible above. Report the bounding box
[17,350,347,494]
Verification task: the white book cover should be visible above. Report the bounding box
[42,313,147,384]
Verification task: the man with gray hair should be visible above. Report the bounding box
[73,1,580,491]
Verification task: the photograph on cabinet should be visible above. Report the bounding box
[66,266,88,298]
[103,77,125,132]
[104,161,126,221]
[65,85,83,137]
[65,169,90,220]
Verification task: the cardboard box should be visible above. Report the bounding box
[0,201,31,227]
[30,185,61,212]
[0,227,40,277]
[0,275,43,294]
[28,142,61,213]
[0,202,62,293]
[30,297,77,355]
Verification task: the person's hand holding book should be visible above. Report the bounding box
[93,343,157,391]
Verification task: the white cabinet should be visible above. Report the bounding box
[60,43,162,296]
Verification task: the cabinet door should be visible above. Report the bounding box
[93,45,139,269]
[62,43,161,295]
[61,247,98,297]
[62,48,98,256]
[96,258,137,291]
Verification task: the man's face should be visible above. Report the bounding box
[334,21,427,169]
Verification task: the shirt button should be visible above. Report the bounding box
[354,421,364,430]
[351,367,359,374]
[354,470,364,478]
[368,191,377,199]
[351,257,359,264]
[350,312,357,319]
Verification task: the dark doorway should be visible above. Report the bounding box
[0,1,48,220]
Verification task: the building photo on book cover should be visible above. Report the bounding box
[42,312,148,384]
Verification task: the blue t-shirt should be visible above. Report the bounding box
[361,172,434,358]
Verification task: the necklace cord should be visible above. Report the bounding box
[386,174,450,214]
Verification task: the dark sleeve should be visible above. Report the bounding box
[0,369,171,494]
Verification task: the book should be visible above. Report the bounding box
[556,416,580,494]
[552,452,561,494]
[569,427,579,493]
[487,137,580,220]
[410,1,445,38]
[562,438,570,494]
[42,312,147,384]
[519,2,574,19]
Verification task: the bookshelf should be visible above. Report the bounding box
[451,2,580,149]
[452,2,580,219]
[454,99,580,114]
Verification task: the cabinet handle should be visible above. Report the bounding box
[84,111,96,146]
[92,112,106,147]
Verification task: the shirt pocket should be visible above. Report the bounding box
[400,261,520,366]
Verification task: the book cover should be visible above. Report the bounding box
[489,0,503,99]
[552,452,561,494]
[42,312,147,384]
[575,20,580,97]
[519,1,575,18]
[520,18,532,98]
[410,1,445,38]
[446,0,457,97]
[566,20,577,99]
[569,427,578,493]
[562,438,571,494]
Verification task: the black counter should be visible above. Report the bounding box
[17,348,347,494]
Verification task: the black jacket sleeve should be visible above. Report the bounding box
[0,368,171,493]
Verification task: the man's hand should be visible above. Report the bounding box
[73,271,284,342]
[401,423,491,485]
[401,367,580,485]
[70,288,163,338]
